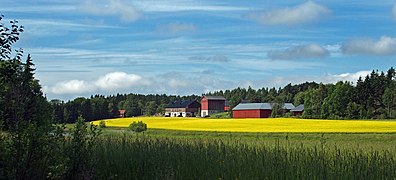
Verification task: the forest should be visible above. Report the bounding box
[51,67,396,123]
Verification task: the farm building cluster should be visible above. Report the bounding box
[162,96,304,118]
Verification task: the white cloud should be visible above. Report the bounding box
[341,36,396,56]
[247,1,331,26]
[267,44,330,60]
[50,72,143,95]
[94,72,142,90]
[257,70,372,88]
[160,23,197,33]
[392,3,396,20]
[51,80,94,94]
[323,70,372,84]
[81,0,141,22]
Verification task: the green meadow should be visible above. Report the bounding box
[83,127,396,179]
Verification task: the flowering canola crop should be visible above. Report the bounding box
[93,117,396,133]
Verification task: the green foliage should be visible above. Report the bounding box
[208,112,230,119]
[65,116,101,179]
[129,121,147,132]
[0,15,60,179]
[99,120,106,128]
[383,81,396,118]
[144,101,157,116]
[0,15,107,180]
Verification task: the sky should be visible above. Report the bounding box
[2,0,396,100]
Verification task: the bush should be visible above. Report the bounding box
[99,120,106,128]
[129,121,147,133]
[209,112,230,119]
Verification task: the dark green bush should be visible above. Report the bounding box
[129,121,147,132]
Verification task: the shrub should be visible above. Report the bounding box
[209,112,230,119]
[129,121,147,133]
[99,120,106,128]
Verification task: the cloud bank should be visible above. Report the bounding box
[267,44,330,60]
[247,1,331,26]
[51,72,144,95]
[341,36,396,56]
[47,71,234,98]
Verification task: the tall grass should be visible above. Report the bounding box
[92,134,395,179]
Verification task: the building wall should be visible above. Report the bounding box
[292,111,303,116]
[208,100,225,111]
[233,109,272,118]
[201,110,209,117]
[201,98,209,110]
[165,108,186,113]
[165,111,196,117]
[260,110,272,118]
[165,108,199,117]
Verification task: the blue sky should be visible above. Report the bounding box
[2,0,396,100]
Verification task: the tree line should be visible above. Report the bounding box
[51,94,200,123]
[207,68,396,119]
[52,67,395,122]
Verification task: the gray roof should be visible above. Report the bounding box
[291,104,304,112]
[203,96,226,100]
[233,103,295,110]
[233,103,272,110]
[283,103,295,110]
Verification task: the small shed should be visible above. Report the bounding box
[290,104,304,116]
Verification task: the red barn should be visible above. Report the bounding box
[232,103,295,118]
[201,96,226,117]
[232,103,272,118]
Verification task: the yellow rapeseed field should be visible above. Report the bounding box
[92,117,396,133]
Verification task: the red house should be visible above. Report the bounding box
[232,103,295,118]
[201,96,226,117]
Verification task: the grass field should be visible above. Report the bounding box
[87,117,396,178]
[92,117,396,133]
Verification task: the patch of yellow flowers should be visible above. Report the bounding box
[92,117,396,133]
